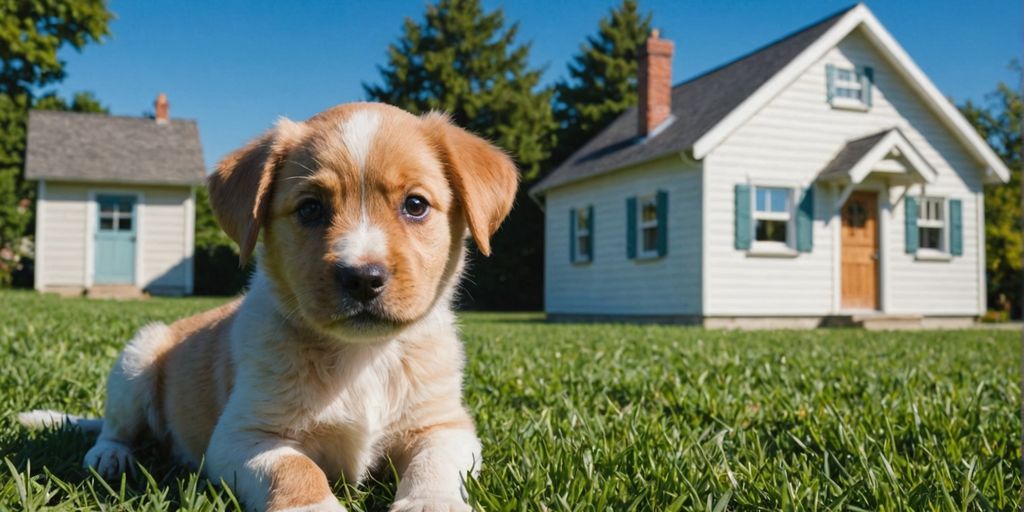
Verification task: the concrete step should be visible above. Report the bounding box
[87,285,146,300]
[851,314,923,330]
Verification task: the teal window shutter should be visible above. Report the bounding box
[735,184,752,250]
[587,205,595,261]
[904,197,919,253]
[858,65,874,107]
[949,199,962,256]
[569,209,576,263]
[796,186,814,252]
[626,197,637,259]
[656,190,668,257]
[825,64,836,102]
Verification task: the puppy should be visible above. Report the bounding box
[19,102,518,511]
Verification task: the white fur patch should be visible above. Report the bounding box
[333,219,388,266]
[338,109,381,172]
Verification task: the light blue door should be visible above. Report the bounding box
[94,195,137,284]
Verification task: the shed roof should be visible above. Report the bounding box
[25,110,205,186]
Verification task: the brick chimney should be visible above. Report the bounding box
[638,29,674,136]
[155,93,169,124]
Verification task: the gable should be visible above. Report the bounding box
[692,5,1009,184]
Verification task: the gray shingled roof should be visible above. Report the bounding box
[531,5,855,195]
[817,129,893,181]
[25,110,205,186]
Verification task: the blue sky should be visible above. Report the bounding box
[49,1,1020,169]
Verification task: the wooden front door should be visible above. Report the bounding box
[841,191,878,310]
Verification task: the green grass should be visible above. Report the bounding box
[0,289,1019,511]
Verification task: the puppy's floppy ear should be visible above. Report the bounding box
[422,112,519,256]
[207,118,308,265]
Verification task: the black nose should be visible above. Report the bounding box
[336,264,389,302]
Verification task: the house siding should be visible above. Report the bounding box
[38,182,89,287]
[703,29,985,317]
[543,155,702,316]
[36,181,193,295]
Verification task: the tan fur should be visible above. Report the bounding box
[267,455,334,512]
[74,102,518,512]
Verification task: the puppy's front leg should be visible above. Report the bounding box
[206,429,344,512]
[389,413,482,512]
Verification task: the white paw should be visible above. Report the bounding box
[389,496,472,512]
[83,439,135,479]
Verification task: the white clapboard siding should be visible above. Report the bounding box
[140,187,191,292]
[544,155,702,316]
[38,183,90,286]
[704,29,985,316]
[36,182,193,294]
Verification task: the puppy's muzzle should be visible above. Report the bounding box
[336,263,389,303]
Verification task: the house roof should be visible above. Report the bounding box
[25,110,206,186]
[818,130,893,181]
[531,5,853,195]
[818,128,936,184]
[532,3,1010,196]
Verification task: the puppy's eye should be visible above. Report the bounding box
[296,199,324,225]
[402,195,430,220]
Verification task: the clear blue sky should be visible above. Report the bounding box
[49,0,1020,170]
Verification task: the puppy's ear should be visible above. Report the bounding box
[422,112,519,256]
[207,118,308,265]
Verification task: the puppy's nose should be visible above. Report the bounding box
[336,264,389,302]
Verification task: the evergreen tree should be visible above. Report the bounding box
[551,0,652,167]
[961,79,1022,317]
[0,0,111,285]
[364,0,556,180]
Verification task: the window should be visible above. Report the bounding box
[828,64,873,110]
[98,198,134,232]
[834,68,863,101]
[918,197,945,251]
[637,195,659,258]
[572,206,592,263]
[753,186,792,246]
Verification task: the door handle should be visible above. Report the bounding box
[871,253,879,260]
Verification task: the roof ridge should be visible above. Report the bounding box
[672,3,858,89]
[30,109,198,124]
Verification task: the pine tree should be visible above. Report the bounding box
[364,0,556,180]
[551,0,652,167]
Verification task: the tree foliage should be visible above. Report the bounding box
[0,0,112,96]
[961,79,1022,316]
[0,0,112,285]
[551,0,652,167]
[364,0,556,180]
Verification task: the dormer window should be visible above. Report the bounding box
[827,64,874,111]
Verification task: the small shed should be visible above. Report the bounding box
[25,95,205,296]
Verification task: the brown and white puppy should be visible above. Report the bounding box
[19,102,518,511]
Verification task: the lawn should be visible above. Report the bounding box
[0,290,1019,511]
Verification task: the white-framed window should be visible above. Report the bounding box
[753,186,793,247]
[918,197,945,252]
[637,195,659,259]
[572,206,592,263]
[828,64,873,110]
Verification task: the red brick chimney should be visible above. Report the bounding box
[638,29,674,136]
[155,93,169,123]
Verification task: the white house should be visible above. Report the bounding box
[25,95,204,297]
[530,4,1010,328]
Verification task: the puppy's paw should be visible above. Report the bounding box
[83,439,135,479]
[389,496,471,512]
[274,496,347,512]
